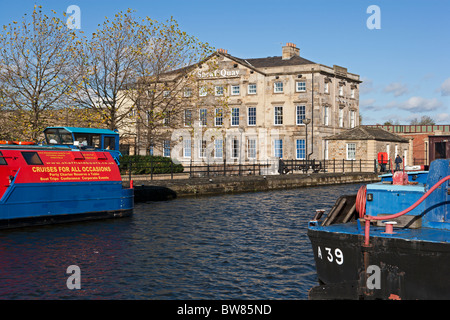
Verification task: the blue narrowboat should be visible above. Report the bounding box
[308,160,450,299]
[0,127,133,229]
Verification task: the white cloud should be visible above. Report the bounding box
[385,96,443,113]
[383,82,409,97]
[360,77,375,94]
[435,113,450,123]
[439,78,450,96]
[360,99,376,108]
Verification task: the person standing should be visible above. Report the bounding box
[395,155,402,171]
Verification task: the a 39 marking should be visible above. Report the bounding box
[317,246,344,265]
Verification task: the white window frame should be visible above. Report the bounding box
[274,139,283,158]
[324,82,329,94]
[248,107,256,126]
[247,139,257,159]
[215,108,223,126]
[296,139,306,160]
[296,105,305,125]
[248,83,257,95]
[214,139,223,158]
[199,86,207,97]
[163,140,171,157]
[215,86,224,96]
[346,143,356,160]
[163,111,171,126]
[231,138,240,159]
[231,85,240,96]
[296,81,306,92]
[231,107,240,126]
[198,140,206,158]
[274,106,283,125]
[184,109,192,127]
[274,82,283,93]
[339,108,344,128]
[350,110,355,128]
[324,106,329,126]
[199,108,207,127]
[351,88,355,98]
[339,86,344,96]
[183,139,191,158]
[184,88,192,97]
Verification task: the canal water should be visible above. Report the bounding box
[0,183,363,300]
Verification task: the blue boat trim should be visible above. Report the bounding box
[309,221,450,244]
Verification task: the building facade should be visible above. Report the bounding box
[123,43,361,165]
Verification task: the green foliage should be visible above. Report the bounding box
[120,155,184,174]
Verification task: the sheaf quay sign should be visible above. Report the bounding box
[196,69,240,78]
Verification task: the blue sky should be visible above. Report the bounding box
[1,0,449,125]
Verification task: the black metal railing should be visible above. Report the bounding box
[120,158,380,181]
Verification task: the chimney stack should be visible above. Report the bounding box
[217,48,228,54]
[282,42,300,60]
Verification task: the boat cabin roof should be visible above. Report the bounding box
[44,127,118,136]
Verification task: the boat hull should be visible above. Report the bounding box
[0,181,134,230]
[0,208,132,230]
[308,225,450,300]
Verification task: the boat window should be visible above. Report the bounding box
[92,135,101,149]
[59,130,74,144]
[104,137,116,150]
[45,128,74,145]
[74,133,101,148]
[0,151,7,165]
[22,152,43,165]
[45,129,60,144]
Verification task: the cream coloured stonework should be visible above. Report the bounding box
[121,43,361,164]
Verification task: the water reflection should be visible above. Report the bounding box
[0,183,362,299]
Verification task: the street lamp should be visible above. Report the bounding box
[303,118,311,172]
[303,118,311,161]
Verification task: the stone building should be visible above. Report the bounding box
[324,126,412,170]
[122,43,362,165]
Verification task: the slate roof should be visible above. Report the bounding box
[325,126,409,143]
[243,55,316,68]
[163,52,317,78]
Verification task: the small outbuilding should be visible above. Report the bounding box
[324,126,412,170]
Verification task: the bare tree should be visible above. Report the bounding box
[410,115,436,125]
[0,6,78,140]
[124,17,216,154]
[70,9,148,132]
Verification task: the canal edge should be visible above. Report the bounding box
[126,172,380,200]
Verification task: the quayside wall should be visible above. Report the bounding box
[126,172,380,200]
